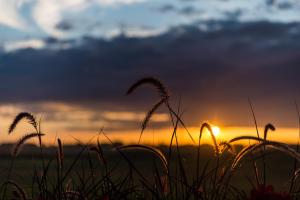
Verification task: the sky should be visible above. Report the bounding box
[0,0,300,144]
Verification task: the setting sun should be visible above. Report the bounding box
[212,126,221,137]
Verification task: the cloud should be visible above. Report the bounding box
[1,0,300,42]
[277,2,293,10]
[265,0,275,6]
[31,0,144,38]
[0,0,29,30]
[178,6,201,16]
[120,25,166,38]
[223,9,242,20]
[32,0,86,38]
[3,39,45,52]
[94,0,144,6]
[102,111,169,122]
[1,21,300,127]
[157,4,176,13]
[0,102,168,134]
[55,20,73,31]
[156,4,201,18]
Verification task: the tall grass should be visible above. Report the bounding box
[0,77,299,199]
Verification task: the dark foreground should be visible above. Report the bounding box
[0,142,298,200]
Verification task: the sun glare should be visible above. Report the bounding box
[212,126,220,137]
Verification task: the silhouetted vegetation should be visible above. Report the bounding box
[0,77,299,199]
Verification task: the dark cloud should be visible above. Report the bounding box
[224,9,242,21]
[265,0,275,6]
[157,4,201,16]
[55,20,74,31]
[157,4,176,13]
[277,2,293,10]
[1,21,300,127]
[264,0,293,10]
[178,0,196,2]
[178,6,200,16]
[157,5,201,16]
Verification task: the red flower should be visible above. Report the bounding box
[250,185,290,200]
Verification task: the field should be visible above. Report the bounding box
[0,143,297,199]
[0,77,299,200]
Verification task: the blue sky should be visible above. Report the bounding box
[1,0,300,50]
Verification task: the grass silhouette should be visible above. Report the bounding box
[0,77,298,199]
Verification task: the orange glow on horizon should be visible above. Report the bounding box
[0,103,298,146]
[19,126,298,146]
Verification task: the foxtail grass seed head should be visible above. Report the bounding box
[126,77,170,99]
[9,112,37,134]
[219,141,235,155]
[264,123,276,140]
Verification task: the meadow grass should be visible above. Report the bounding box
[0,77,299,199]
